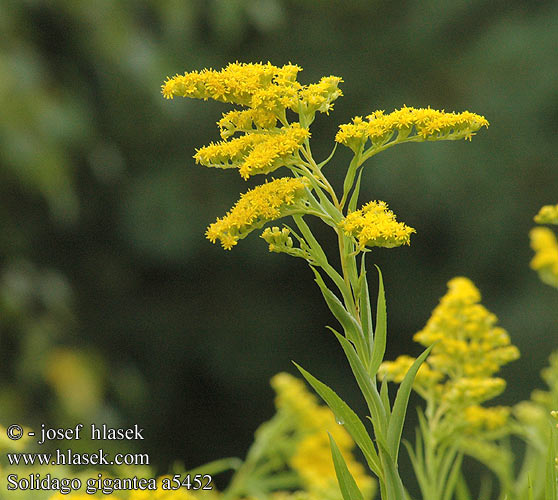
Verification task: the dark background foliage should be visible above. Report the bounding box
[1,0,557,493]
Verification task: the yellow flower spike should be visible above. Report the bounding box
[238,124,310,179]
[340,200,415,249]
[194,125,310,179]
[298,76,343,115]
[413,277,519,380]
[464,405,511,433]
[162,62,301,106]
[206,177,309,250]
[336,106,489,151]
[218,109,278,139]
[534,204,558,225]
[194,133,268,169]
[442,377,507,406]
[529,227,558,288]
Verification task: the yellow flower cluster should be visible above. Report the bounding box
[534,204,558,225]
[340,200,415,250]
[530,205,558,289]
[206,177,309,250]
[336,106,489,152]
[163,62,342,179]
[530,227,558,288]
[380,277,519,413]
[162,62,301,106]
[464,405,511,433]
[271,373,374,499]
[195,124,310,179]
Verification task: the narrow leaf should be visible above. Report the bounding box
[369,266,387,377]
[348,168,363,213]
[403,440,429,499]
[293,214,328,265]
[329,433,365,500]
[332,329,387,438]
[311,267,364,354]
[377,439,407,500]
[443,452,464,500]
[387,345,433,462]
[294,362,383,479]
[380,377,391,420]
[358,254,374,359]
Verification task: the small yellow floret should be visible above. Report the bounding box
[206,177,309,250]
[534,204,558,225]
[530,227,558,288]
[341,200,415,249]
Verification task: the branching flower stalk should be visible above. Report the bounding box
[162,62,489,500]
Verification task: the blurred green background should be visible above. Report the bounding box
[1,0,557,493]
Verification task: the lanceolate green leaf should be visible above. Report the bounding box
[377,439,408,500]
[311,267,366,357]
[331,329,387,439]
[294,362,383,480]
[329,433,365,500]
[369,266,387,377]
[380,377,391,420]
[358,255,374,360]
[443,452,464,500]
[293,214,329,265]
[348,168,364,213]
[387,345,433,462]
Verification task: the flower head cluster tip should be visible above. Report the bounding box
[530,227,558,288]
[194,123,310,179]
[534,204,558,225]
[380,277,519,429]
[163,62,342,179]
[341,200,415,249]
[206,177,309,250]
[336,106,489,152]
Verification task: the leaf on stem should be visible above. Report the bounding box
[369,266,387,377]
[293,362,383,479]
[331,328,388,440]
[311,267,365,356]
[387,345,433,462]
[329,433,365,500]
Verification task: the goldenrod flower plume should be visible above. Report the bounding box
[206,177,309,250]
[162,62,302,107]
[530,227,558,288]
[194,124,310,179]
[336,106,489,152]
[534,204,558,225]
[341,200,415,249]
[380,277,519,411]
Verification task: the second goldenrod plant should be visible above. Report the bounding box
[162,61,489,500]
